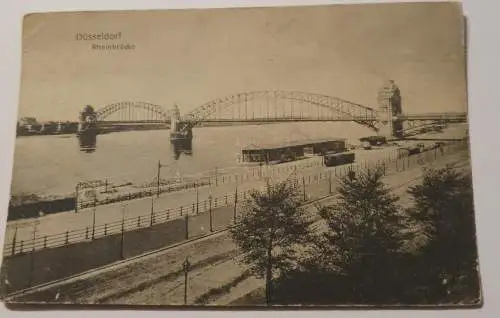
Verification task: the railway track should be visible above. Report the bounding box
[3,156,471,303]
[101,159,472,305]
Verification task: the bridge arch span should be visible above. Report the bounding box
[180,90,379,131]
[95,101,170,122]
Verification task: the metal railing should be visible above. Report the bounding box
[2,139,468,258]
[75,156,330,210]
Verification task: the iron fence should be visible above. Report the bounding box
[0,140,470,296]
[3,139,468,258]
[75,156,330,210]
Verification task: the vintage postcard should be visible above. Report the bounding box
[0,2,481,308]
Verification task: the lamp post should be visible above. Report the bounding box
[156,160,161,197]
[150,196,154,226]
[11,226,18,256]
[182,257,191,305]
[91,197,97,240]
[120,204,126,259]
[302,176,306,201]
[233,186,238,224]
[208,194,213,232]
[215,166,218,186]
[156,160,169,197]
[328,170,332,194]
[29,218,39,287]
[75,183,79,213]
[196,182,199,214]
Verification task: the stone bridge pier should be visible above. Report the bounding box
[377,80,404,138]
[78,105,98,133]
[170,104,180,133]
[169,104,193,141]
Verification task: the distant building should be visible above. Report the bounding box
[241,138,347,163]
[18,117,38,126]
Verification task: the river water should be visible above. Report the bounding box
[10,122,374,197]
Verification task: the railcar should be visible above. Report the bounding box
[323,151,355,167]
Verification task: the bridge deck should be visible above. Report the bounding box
[95,113,467,125]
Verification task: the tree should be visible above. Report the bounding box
[229,179,313,305]
[406,166,480,303]
[313,167,406,303]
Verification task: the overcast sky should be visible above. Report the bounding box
[18,2,466,121]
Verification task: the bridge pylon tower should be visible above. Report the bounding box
[170,103,181,132]
[78,105,98,133]
[170,103,193,141]
[377,80,404,138]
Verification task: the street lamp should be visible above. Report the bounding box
[75,183,80,213]
[29,218,40,287]
[11,226,18,256]
[328,170,332,194]
[150,196,155,226]
[92,197,97,240]
[208,194,213,232]
[215,166,218,186]
[233,187,238,224]
[156,160,168,197]
[302,176,306,201]
[157,160,161,197]
[182,257,191,305]
[196,182,199,214]
[120,204,126,259]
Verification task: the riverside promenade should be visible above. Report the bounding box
[4,144,471,305]
[3,146,402,255]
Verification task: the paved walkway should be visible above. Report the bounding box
[3,147,399,254]
[7,148,470,305]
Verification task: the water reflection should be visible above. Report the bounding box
[171,139,193,160]
[77,130,98,153]
[76,130,195,157]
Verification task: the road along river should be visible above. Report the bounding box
[3,147,471,305]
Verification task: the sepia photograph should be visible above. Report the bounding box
[0,1,481,308]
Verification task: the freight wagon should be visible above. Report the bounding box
[323,151,355,167]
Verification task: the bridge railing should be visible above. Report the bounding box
[397,112,468,120]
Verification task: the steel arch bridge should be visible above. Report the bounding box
[89,90,467,137]
[95,101,170,122]
[180,90,380,130]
